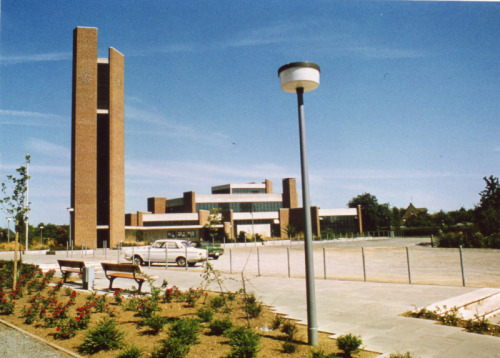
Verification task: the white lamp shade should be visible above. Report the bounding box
[278,62,320,93]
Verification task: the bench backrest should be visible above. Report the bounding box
[101,262,142,273]
[58,260,85,268]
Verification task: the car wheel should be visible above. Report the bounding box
[133,255,144,266]
[176,257,187,267]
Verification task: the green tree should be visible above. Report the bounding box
[348,193,390,232]
[474,175,500,235]
[0,154,31,237]
[203,208,222,244]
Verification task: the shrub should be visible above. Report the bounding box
[408,307,438,320]
[78,317,124,354]
[209,317,233,335]
[169,318,201,346]
[336,333,362,357]
[151,337,190,358]
[272,314,284,330]
[142,313,168,334]
[226,326,261,358]
[209,294,226,309]
[243,293,262,318]
[281,319,298,341]
[282,340,297,354]
[310,349,341,358]
[196,307,214,322]
[390,352,419,358]
[438,306,462,326]
[465,315,493,334]
[117,344,143,358]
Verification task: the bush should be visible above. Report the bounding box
[142,313,168,334]
[282,340,297,354]
[117,344,143,358]
[209,316,233,335]
[310,349,341,358]
[78,317,124,354]
[151,337,190,358]
[465,315,493,334]
[438,306,462,326]
[390,352,419,358]
[197,307,214,322]
[281,319,298,341]
[336,333,362,357]
[243,293,262,318]
[209,294,226,309]
[169,318,201,345]
[226,326,261,358]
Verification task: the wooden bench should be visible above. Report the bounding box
[57,259,85,284]
[101,262,146,293]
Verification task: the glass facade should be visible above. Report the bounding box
[143,220,199,227]
[232,188,266,194]
[320,216,358,234]
[196,201,282,213]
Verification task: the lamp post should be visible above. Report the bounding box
[278,61,320,346]
[7,217,12,244]
[40,226,44,247]
[67,208,74,249]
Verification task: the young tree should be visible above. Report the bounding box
[0,154,31,238]
[203,208,222,244]
[474,175,500,235]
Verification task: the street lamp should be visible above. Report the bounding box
[278,61,320,346]
[67,208,74,249]
[6,217,12,244]
[40,226,44,247]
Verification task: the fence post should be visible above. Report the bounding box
[165,246,168,270]
[185,245,188,271]
[131,246,134,264]
[459,246,466,286]
[230,249,233,274]
[430,235,434,248]
[406,246,412,284]
[148,247,151,268]
[323,247,327,280]
[361,247,367,282]
[257,247,261,276]
[287,247,291,278]
[117,242,120,264]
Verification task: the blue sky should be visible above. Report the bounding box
[1,0,499,226]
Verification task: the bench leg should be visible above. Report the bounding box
[137,280,144,294]
[108,277,116,291]
[62,272,69,283]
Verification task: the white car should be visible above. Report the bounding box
[122,239,207,267]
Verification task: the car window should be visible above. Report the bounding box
[182,241,193,247]
[153,242,164,248]
[167,242,178,249]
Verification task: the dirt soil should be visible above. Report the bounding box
[0,277,379,358]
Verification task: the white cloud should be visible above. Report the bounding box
[0,52,71,65]
[27,138,70,160]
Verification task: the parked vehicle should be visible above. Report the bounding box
[190,240,225,259]
[122,239,207,267]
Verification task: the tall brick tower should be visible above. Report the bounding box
[71,27,125,248]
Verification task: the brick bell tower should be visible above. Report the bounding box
[71,27,125,248]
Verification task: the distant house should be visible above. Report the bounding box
[401,203,427,224]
